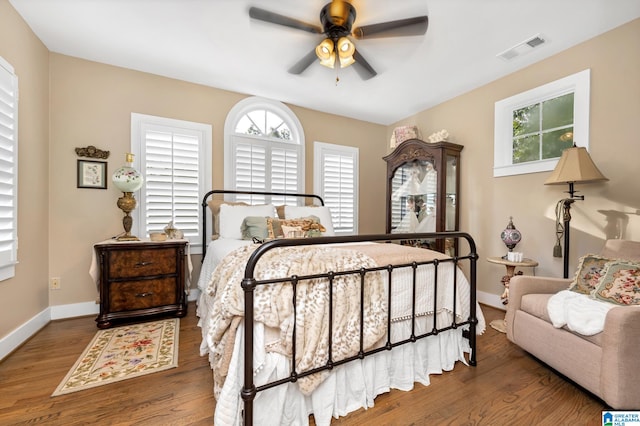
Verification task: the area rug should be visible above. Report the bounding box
[52,318,179,396]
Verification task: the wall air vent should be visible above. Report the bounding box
[497,34,546,61]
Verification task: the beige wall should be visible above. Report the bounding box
[390,19,640,297]
[47,55,386,308]
[0,1,50,338]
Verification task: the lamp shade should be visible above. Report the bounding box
[544,146,608,185]
[112,153,144,192]
[316,39,335,68]
[391,173,423,200]
[337,37,355,68]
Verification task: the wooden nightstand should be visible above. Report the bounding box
[94,240,188,329]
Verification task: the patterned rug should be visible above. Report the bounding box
[52,318,179,396]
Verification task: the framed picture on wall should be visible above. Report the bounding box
[77,159,107,189]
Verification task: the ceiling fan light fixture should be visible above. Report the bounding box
[249,2,429,80]
[316,38,336,68]
[337,36,355,67]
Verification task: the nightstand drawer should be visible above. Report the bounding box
[109,279,176,311]
[107,247,177,278]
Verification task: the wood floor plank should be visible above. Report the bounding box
[0,303,607,425]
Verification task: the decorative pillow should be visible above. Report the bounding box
[240,216,270,240]
[281,225,304,238]
[284,205,335,236]
[592,260,640,305]
[275,205,286,219]
[207,199,248,237]
[569,254,614,295]
[219,204,275,240]
[266,217,324,238]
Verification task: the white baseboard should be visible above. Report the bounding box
[1,301,100,361]
[477,290,506,311]
[0,308,50,361]
[50,301,100,320]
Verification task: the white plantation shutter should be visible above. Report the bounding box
[271,148,298,193]
[0,57,18,280]
[234,139,267,202]
[132,114,212,254]
[314,142,358,235]
[229,135,301,205]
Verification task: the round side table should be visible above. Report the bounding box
[487,256,538,333]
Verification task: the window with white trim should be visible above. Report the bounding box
[314,142,358,235]
[494,69,590,177]
[131,113,212,254]
[225,97,304,205]
[0,57,18,281]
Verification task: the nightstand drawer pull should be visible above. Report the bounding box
[136,292,154,298]
[134,261,154,267]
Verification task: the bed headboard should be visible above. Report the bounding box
[201,189,325,259]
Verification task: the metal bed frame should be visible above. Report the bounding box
[200,190,478,426]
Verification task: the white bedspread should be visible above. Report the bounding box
[547,289,614,335]
[197,238,252,294]
[196,241,485,425]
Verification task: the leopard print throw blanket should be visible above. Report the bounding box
[206,244,386,397]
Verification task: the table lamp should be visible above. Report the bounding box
[112,153,144,241]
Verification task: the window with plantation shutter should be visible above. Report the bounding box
[225,97,304,205]
[314,142,358,235]
[131,113,212,254]
[0,57,18,281]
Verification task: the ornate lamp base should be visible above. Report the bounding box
[116,192,139,241]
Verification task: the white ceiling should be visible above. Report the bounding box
[9,0,640,125]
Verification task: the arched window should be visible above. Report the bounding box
[224,97,304,204]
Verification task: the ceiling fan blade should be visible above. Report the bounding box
[352,49,377,80]
[353,16,428,39]
[288,49,319,75]
[249,7,322,34]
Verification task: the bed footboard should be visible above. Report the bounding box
[239,232,478,426]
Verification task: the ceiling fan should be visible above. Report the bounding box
[248,1,428,80]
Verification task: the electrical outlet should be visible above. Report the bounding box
[50,277,61,290]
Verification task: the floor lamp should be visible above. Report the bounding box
[544,145,608,278]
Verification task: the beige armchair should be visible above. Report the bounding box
[505,239,640,409]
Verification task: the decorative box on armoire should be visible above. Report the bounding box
[94,240,188,329]
[383,138,463,256]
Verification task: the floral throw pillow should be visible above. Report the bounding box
[569,254,614,295]
[593,261,640,305]
[266,217,325,239]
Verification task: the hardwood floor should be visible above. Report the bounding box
[0,302,607,425]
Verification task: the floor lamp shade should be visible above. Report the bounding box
[544,146,608,186]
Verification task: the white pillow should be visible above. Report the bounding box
[284,205,335,236]
[219,204,276,239]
